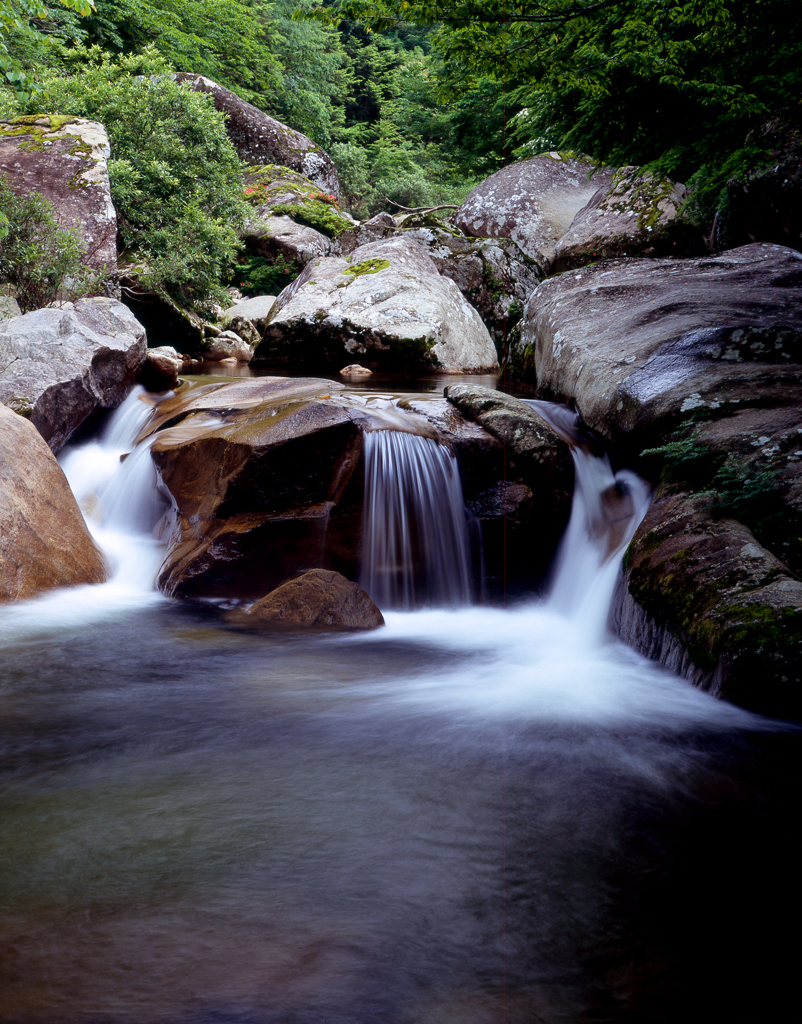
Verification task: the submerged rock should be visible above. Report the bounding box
[256,236,499,374]
[0,297,147,452]
[235,569,384,630]
[0,402,107,600]
[452,153,613,271]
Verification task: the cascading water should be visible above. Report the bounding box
[361,429,472,609]
[3,384,792,1024]
[535,401,652,644]
[26,387,171,622]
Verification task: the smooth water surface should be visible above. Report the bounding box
[1,390,800,1024]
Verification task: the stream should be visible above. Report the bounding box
[1,378,799,1024]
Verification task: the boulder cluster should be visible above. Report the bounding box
[1,72,801,715]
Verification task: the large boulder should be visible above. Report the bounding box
[713,105,802,253]
[513,243,802,447]
[452,153,613,271]
[256,237,499,374]
[175,74,339,197]
[235,569,384,630]
[0,402,107,600]
[0,297,148,452]
[552,166,701,271]
[140,376,562,601]
[512,242,802,715]
[245,213,330,267]
[336,212,540,350]
[0,115,117,277]
[149,377,365,599]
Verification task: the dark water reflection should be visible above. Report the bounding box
[1,601,799,1024]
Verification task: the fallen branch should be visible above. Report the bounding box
[385,200,459,214]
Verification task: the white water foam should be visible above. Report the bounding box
[2,389,170,640]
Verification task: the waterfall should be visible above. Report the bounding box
[58,386,169,598]
[361,430,472,609]
[532,402,652,644]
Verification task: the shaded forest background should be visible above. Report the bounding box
[1,0,799,308]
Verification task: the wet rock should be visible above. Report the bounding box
[221,294,276,331]
[0,402,107,600]
[0,297,147,452]
[444,384,574,592]
[150,377,365,599]
[256,236,499,374]
[234,569,384,630]
[512,241,802,712]
[552,166,701,271]
[146,377,547,601]
[175,74,339,197]
[0,116,117,279]
[452,153,613,271]
[614,489,802,719]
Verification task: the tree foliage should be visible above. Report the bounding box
[317,0,802,211]
[24,47,249,309]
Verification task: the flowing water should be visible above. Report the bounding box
[0,388,799,1024]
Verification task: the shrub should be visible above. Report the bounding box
[24,46,249,311]
[232,253,300,296]
[0,178,103,312]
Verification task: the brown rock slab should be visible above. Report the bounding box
[238,569,384,630]
[0,402,107,601]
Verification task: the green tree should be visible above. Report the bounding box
[316,1,802,213]
[80,0,283,105]
[27,47,249,309]
[1,0,93,97]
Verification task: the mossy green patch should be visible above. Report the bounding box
[342,258,391,278]
[271,199,351,239]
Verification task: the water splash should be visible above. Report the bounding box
[361,430,472,609]
[529,402,651,644]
